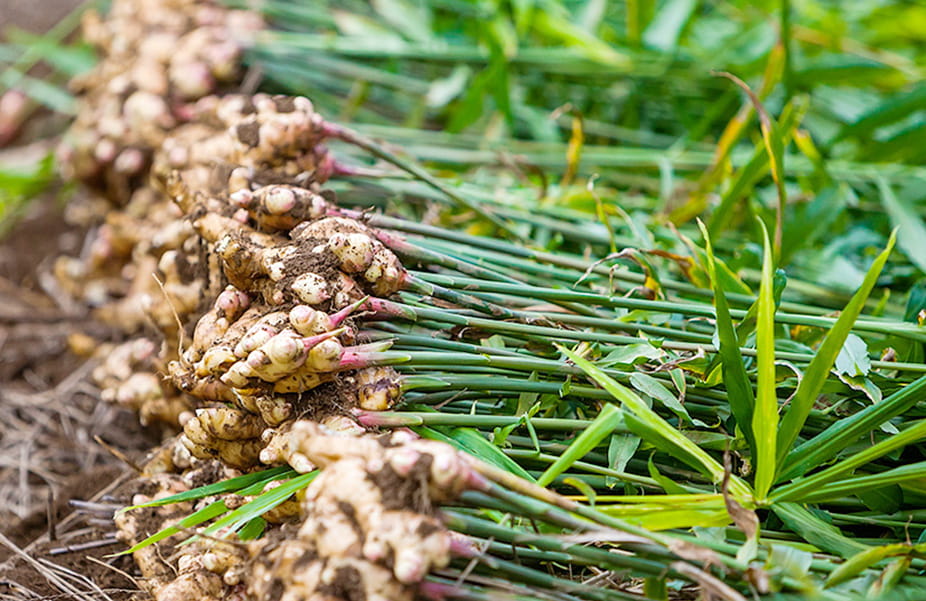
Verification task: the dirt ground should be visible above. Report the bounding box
[1,0,84,36]
[0,194,161,599]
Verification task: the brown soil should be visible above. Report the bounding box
[0,198,160,600]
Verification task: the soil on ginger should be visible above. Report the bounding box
[0,198,159,600]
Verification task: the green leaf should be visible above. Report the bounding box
[699,221,756,453]
[776,233,895,473]
[857,485,902,514]
[237,516,267,541]
[903,281,926,323]
[825,544,917,588]
[120,466,295,511]
[629,372,691,423]
[801,462,926,504]
[642,0,696,52]
[200,471,317,538]
[600,343,664,367]
[880,182,926,274]
[116,499,228,556]
[559,345,752,499]
[832,83,926,143]
[772,502,868,558]
[417,426,535,482]
[371,0,432,42]
[753,221,778,501]
[537,404,623,487]
[835,334,871,377]
[773,420,926,502]
[607,434,640,486]
[781,375,926,482]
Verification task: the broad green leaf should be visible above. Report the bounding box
[537,404,622,487]
[880,182,926,274]
[417,426,535,482]
[857,485,902,514]
[776,233,895,472]
[835,334,872,377]
[753,221,778,501]
[772,503,868,558]
[629,372,691,423]
[600,343,664,367]
[608,433,640,474]
[559,345,752,499]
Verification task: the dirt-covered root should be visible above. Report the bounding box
[240,424,467,601]
[113,457,247,599]
[88,338,191,426]
[61,0,261,197]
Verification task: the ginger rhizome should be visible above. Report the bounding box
[58,1,479,600]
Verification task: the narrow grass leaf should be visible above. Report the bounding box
[559,345,752,499]
[753,221,778,501]
[773,419,926,502]
[642,0,696,52]
[237,516,267,541]
[825,544,917,588]
[781,375,926,481]
[801,462,926,504]
[121,466,295,511]
[201,471,317,537]
[537,404,623,487]
[832,83,926,143]
[776,233,896,469]
[699,221,756,453]
[116,499,228,555]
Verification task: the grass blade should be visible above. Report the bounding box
[120,466,295,511]
[879,181,926,274]
[825,544,917,588]
[115,499,228,556]
[558,345,752,499]
[417,425,536,482]
[200,471,317,538]
[800,462,926,504]
[536,404,623,487]
[772,419,926,502]
[698,221,756,453]
[775,232,896,470]
[780,375,926,481]
[753,221,778,502]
